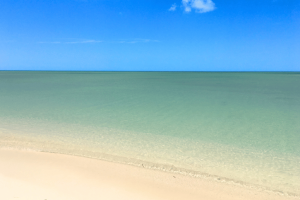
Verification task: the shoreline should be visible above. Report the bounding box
[1,148,299,200]
[2,130,300,197]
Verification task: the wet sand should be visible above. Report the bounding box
[0,148,298,200]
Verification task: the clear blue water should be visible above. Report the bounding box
[0,71,299,195]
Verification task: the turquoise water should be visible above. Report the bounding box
[0,71,300,195]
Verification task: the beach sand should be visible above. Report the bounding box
[0,149,298,200]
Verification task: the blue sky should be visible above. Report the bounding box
[0,0,299,71]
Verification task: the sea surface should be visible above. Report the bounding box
[0,71,299,195]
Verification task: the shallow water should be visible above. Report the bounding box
[0,71,299,195]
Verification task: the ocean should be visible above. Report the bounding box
[0,71,299,195]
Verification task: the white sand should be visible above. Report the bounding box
[0,149,298,200]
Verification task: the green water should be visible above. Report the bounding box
[0,71,299,195]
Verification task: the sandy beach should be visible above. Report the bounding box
[0,148,298,200]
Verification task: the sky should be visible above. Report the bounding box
[0,0,299,71]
